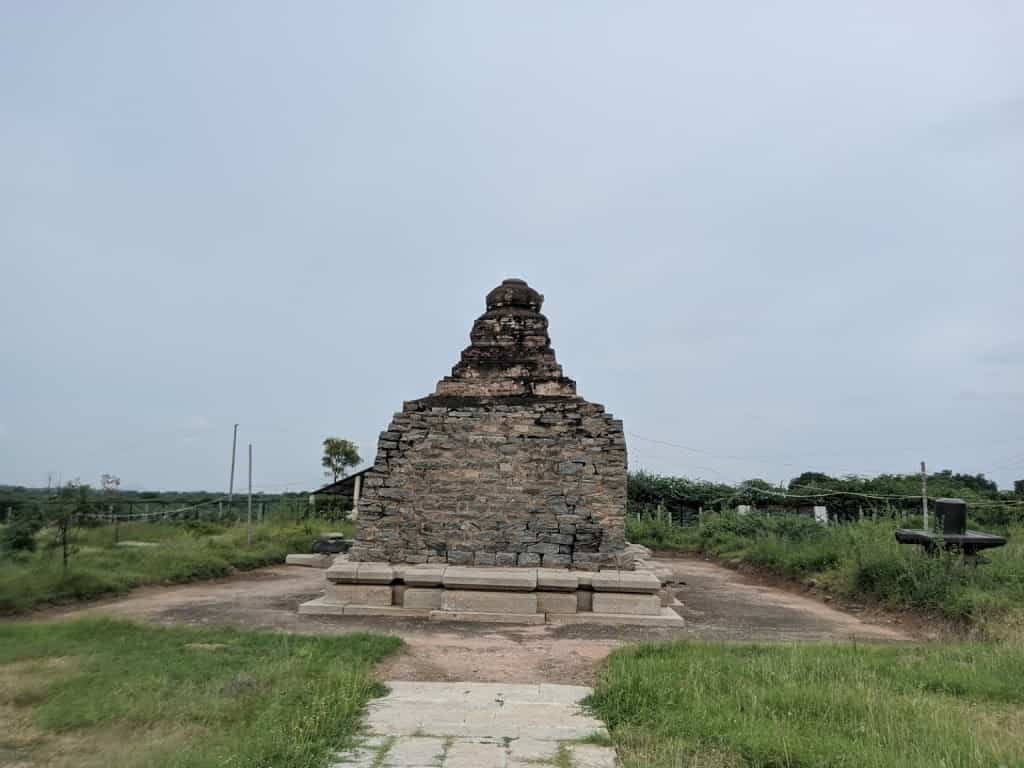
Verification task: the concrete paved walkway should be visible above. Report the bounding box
[330,681,617,767]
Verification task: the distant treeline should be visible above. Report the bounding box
[0,485,310,522]
[628,470,1024,527]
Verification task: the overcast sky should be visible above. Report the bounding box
[2,2,1022,493]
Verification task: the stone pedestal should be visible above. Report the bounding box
[298,562,683,627]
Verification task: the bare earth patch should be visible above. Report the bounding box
[21,558,909,685]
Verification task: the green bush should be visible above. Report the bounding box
[1,509,43,552]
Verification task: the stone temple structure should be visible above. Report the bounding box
[348,278,630,571]
[298,280,682,626]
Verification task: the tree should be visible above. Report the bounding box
[48,483,91,574]
[321,438,361,482]
[1015,479,1024,497]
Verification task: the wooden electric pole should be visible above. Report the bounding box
[247,443,253,547]
[921,461,928,530]
[228,423,239,508]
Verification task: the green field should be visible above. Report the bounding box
[0,520,349,614]
[588,640,1024,768]
[628,513,1023,637]
[0,619,400,768]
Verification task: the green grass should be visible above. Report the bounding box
[0,618,400,768]
[628,514,1024,634]
[588,640,1024,768]
[0,520,351,614]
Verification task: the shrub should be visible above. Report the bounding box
[2,510,43,552]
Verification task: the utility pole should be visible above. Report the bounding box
[921,461,928,530]
[228,423,239,511]
[247,443,253,547]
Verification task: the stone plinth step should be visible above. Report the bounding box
[592,592,661,616]
[429,610,546,625]
[441,589,538,614]
[548,607,685,628]
[326,562,396,584]
[325,562,359,583]
[442,566,537,592]
[537,568,578,591]
[329,583,393,606]
[355,563,396,584]
[394,565,447,586]
[589,571,661,594]
[342,604,431,618]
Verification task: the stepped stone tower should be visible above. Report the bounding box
[350,278,629,570]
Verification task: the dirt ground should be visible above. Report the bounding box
[27,556,910,686]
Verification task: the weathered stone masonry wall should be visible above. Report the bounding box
[349,396,627,570]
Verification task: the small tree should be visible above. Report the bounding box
[321,438,361,482]
[1015,479,1024,497]
[48,483,91,574]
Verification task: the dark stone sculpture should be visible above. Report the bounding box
[895,498,1007,559]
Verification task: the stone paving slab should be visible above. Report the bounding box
[330,681,617,767]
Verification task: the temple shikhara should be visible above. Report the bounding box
[299,279,679,627]
[349,278,630,570]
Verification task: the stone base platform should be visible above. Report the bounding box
[298,562,684,627]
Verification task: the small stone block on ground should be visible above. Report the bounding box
[537,592,577,614]
[441,589,538,614]
[442,566,538,592]
[592,592,661,615]
[297,596,346,616]
[329,583,394,607]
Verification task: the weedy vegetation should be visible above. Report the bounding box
[0,619,401,768]
[0,518,349,614]
[588,640,1024,768]
[628,513,1024,636]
